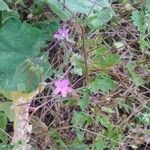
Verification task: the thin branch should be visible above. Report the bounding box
[87,0,97,17]
[81,26,89,85]
[0,128,12,139]
[58,0,74,17]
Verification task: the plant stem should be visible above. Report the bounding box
[81,26,89,85]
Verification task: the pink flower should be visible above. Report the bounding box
[54,28,69,40]
[54,79,74,97]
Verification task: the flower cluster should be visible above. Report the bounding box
[54,28,69,40]
[54,79,74,97]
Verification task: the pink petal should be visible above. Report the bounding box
[54,88,61,94]
[62,28,66,32]
[54,34,60,39]
[61,89,67,97]
[61,79,69,87]
[58,29,62,33]
[64,29,69,35]
[54,80,61,87]
[67,87,74,93]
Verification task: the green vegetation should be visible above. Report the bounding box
[0,0,149,149]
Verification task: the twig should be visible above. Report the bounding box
[58,0,74,17]
[0,128,12,139]
[63,0,65,11]
[87,0,97,17]
[56,125,121,144]
[47,40,59,52]
[81,26,89,85]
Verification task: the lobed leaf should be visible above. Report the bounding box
[0,102,14,122]
[0,0,10,12]
[78,89,90,111]
[88,73,116,93]
[0,18,52,98]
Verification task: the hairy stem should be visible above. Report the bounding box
[81,26,89,85]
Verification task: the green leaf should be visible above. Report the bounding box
[138,113,150,125]
[65,0,95,14]
[47,0,98,20]
[86,0,115,29]
[46,0,114,29]
[0,112,7,130]
[49,129,60,139]
[68,143,89,150]
[96,115,112,129]
[87,8,114,29]
[95,140,105,150]
[88,73,115,93]
[132,8,150,52]
[0,102,14,122]
[139,38,150,52]
[132,10,145,34]
[101,106,115,114]
[117,98,130,113]
[90,47,119,71]
[70,53,84,76]
[73,128,85,143]
[46,0,71,20]
[65,99,78,106]
[0,18,52,97]
[0,0,10,11]
[49,129,67,148]
[1,10,19,22]
[0,144,13,149]
[0,112,8,143]
[78,89,90,111]
[103,127,123,143]
[127,64,144,86]
[34,20,59,39]
[72,111,93,127]
[32,1,47,15]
